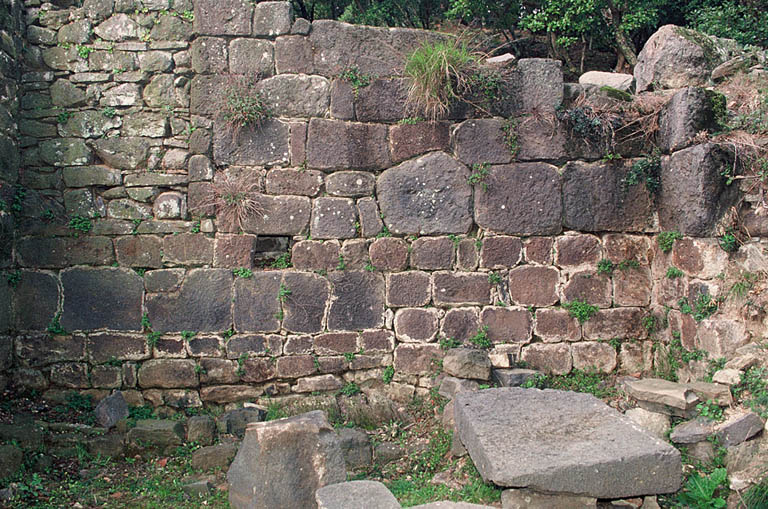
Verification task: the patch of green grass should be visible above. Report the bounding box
[657,231,682,253]
[278,283,291,302]
[487,272,502,285]
[734,367,768,419]
[398,117,423,125]
[467,162,490,191]
[743,475,768,509]
[521,369,616,399]
[679,293,719,322]
[382,365,395,384]
[622,152,661,195]
[270,252,291,269]
[232,267,253,278]
[730,272,758,299]
[696,399,724,422]
[102,106,117,118]
[339,382,361,396]
[68,215,93,237]
[596,258,614,276]
[265,402,288,421]
[338,66,371,95]
[718,231,738,252]
[6,270,21,288]
[336,254,346,270]
[616,259,640,271]
[181,330,196,341]
[561,299,598,324]
[46,312,66,336]
[468,326,492,349]
[447,234,461,248]
[666,266,684,279]
[439,337,462,350]
[675,467,728,509]
[222,79,271,129]
[146,331,162,349]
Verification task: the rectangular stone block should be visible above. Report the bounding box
[389,121,450,163]
[433,272,490,306]
[239,195,310,236]
[194,0,253,36]
[213,119,290,167]
[306,119,390,171]
[61,268,144,331]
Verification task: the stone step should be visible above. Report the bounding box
[454,387,681,499]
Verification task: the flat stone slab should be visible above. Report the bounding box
[454,388,681,498]
[624,378,700,417]
[315,480,400,509]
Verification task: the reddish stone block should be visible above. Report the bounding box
[389,121,450,163]
[306,118,390,170]
[582,307,648,340]
[521,343,572,375]
[480,236,522,269]
[188,181,215,216]
[240,358,277,383]
[284,335,313,355]
[214,234,257,269]
[619,341,653,375]
[524,237,553,265]
[603,234,652,265]
[369,238,408,271]
[115,236,163,268]
[276,36,313,75]
[290,122,308,166]
[199,359,239,384]
[534,309,581,343]
[652,275,688,308]
[394,344,443,375]
[386,271,431,307]
[562,271,612,308]
[457,239,479,271]
[91,365,121,389]
[276,355,317,378]
[671,238,728,279]
[433,272,490,306]
[571,341,617,373]
[265,168,323,196]
[314,332,357,355]
[613,267,652,307]
[66,236,115,266]
[187,335,223,357]
[394,308,439,343]
[137,359,198,388]
[153,336,187,358]
[144,269,185,293]
[349,354,385,370]
[163,233,213,265]
[441,307,480,342]
[480,307,532,344]
[340,239,371,270]
[410,237,454,270]
[292,240,340,271]
[360,330,395,353]
[508,266,559,307]
[317,356,345,374]
[555,234,603,269]
[357,197,383,238]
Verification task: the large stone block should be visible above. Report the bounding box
[228,411,346,509]
[90,137,150,170]
[258,75,329,118]
[39,138,93,167]
[306,119,390,171]
[88,332,150,363]
[266,168,324,196]
[534,309,581,343]
[386,271,431,307]
[61,268,143,331]
[213,119,290,167]
[658,87,724,153]
[377,152,472,235]
[479,236,522,269]
[442,307,480,343]
[291,240,339,271]
[571,341,618,373]
[274,35,313,74]
[510,58,564,112]
[562,271,612,309]
[480,307,532,344]
[474,163,562,235]
[563,160,654,232]
[354,78,407,122]
[369,238,408,271]
[253,1,293,37]
[146,269,232,332]
[658,143,737,236]
[394,308,439,343]
[194,0,253,36]
[190,37,228,74]
[138,359,198,388]
[454,388,681,497]
[521,343,572,375]
[410,237,454,270]
[389,121,450,163]
[282,272,329,334]
[239,195,310,235]
[15,334,86,366]
[163,233,213,265]
[115,236,163,268]
[433,272,490,306]
[14,271,59,331]
[326,172,375,198]
[316,480,399,509]
[327,272,385,331]
[233,272,281,332]
[508,266,559,307]
[311,197,357,239]
[394,343,442,375]
[229,38,274,76]
[452,118,514,166]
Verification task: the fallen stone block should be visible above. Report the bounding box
[716,412,764,448]
[455,387,681,498]
[228,410,346,509]
[683,381,732,406]
[337,428,372,469]
[443,349,491,381]
[624,408,670,440]
[191,443,238,470]
[492,368,539,388]
[315,480,400,509]
[501,488,597,509]
[94,391,129,429]
[669,417,714,444]
[624,378,700,417]
[438,376,480,399]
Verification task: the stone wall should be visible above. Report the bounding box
[1,0,764,409]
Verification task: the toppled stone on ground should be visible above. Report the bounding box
[454,387,681,498]
[442,349,491,381]
[624,408,671,440]
[191,443,238,471]
[337,428,372,469]
[669,417,715,444]
[94,390,129,429]
[624,378,700,417]
[715,412,764,447]
[492,368,539,388]
[501,488,597,509]
[315,480,400,509]
[227,410,346,509]
[438,376,480,399]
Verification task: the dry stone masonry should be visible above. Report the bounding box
[0,0,765,421]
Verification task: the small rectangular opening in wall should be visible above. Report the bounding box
[254,236,291,263]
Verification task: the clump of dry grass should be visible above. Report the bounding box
[193,173,264,232]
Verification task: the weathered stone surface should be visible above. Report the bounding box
[555,234,602,269]
[192,443,238,470]
[213,120,290,167]
[15,334,85,366]
[389,121,450,163]
[234,272,281,332]
[562,271,612,308]
[61,268,143,331]
[0,445,23,480]
[13,272,59,331]
[369,238,408,271]
[115,236,163,268]
[625,408,671,440]
[126,419,185,452]
[147,269,232,332]
[624,378,700,417]
[94,391,129,429]
[194,0,253,35]
[138,359,198,388]
[311,197,357,239]
[394,308,439,343]
[258,75,329,118]
[453,119,513,166]
[217,408,267,437]
[443,348,491,380]
[439,376,480,399]
[91,137,150,170]
[290,240,338,271]
[481,307,532,344]
[228,411,346,509]
[62,165,121,188]
[50,79,86,107]
[434,272,490,306]
[583,308,648,339]
[478,236,522,269]
[282,272,329,334]
[716,412,764,448]
[326,171,375,197]
[266,169,323,196]
[239,195,310,236]
[670,417,714,444]
[94,13,137,41]
[502,489,596,509]
[492,368,539,388]
[307,119,390,170]
[153,192,187,219]
[275,35,313,74]
[253,1,293,37]
[659,143,737,236]
[507,266,558,307]
[394,343,442,375]
[336,428,372,469]
[353,78,407,122]
[386,272,430,307]
[378,152,471,235]
[579,71,634,92]
[634,25,725,92]
[39,138,93,167]
[563,160,653,232]
[123,112,169,138]
[455,388,681,498]
[328,272,385,331]
[58,111,121,139]
[511,59,564,112]
[658,87,724,153]
[474,163,562,235]
[571,342,617,373]
[316,480,399,509]
[163,234,212,265]
[191,36,228,74]
[442,307,480,343]
[520,343,572,375]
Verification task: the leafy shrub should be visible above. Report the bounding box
[468,326,492,348]
[675,467,728,509]
[561,300,598,324]
[657,231,682,253]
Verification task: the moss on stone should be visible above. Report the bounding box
[705,89,728,130]
[599,86,633,102]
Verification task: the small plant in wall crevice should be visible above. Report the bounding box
[191,173,264,233]
[219,74,272,134]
